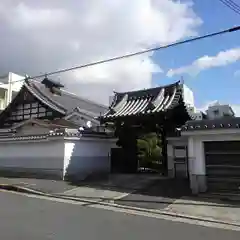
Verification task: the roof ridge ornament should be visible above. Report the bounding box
[41,76,64,89]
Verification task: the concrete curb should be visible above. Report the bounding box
[1,183,240,228]
[0,184,48,196]
[199,193,240,202]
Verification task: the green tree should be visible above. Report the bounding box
[137,132,162,168]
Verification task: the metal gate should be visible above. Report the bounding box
[173,145,188,178]
[205,141,240,178]
[205,141,240,193]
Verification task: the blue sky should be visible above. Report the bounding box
[0,1,239,108]
[152,0,240,110]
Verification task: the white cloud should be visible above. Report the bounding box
[0,0,201,104]
[167,47,240,77]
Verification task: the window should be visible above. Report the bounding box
[213,109,219,116]
[223,113,231,117]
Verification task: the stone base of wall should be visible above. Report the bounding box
[0,167,63,180]
[189,174,207,194]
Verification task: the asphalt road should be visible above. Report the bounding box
[0,191,239,240]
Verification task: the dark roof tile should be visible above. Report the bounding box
[102,81,183,119]
[182,117,240,131]
[28,80,108,116]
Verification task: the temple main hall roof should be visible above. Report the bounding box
[0,77,109,127]
[25,78,108,116]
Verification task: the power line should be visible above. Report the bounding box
[218,0,240,15]
[0,25,239,87]
[28,26,240,80]
[223,0,240,11]
[228,0,240,9]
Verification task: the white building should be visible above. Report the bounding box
[0,72,25,110]
[168,100,238,195]
[206,101,235,119]
[0,76,115,180]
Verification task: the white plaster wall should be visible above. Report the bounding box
[64,138,117,180]
[187,137,195,176]
[0,140,64,179]
[0,133,117,181]
[189,137,205,175]
[187,136,206,193]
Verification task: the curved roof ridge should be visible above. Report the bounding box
[114,80,181,95]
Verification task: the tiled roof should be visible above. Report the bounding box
[0,127,114,142]
[26,79,108,116]
[25,79,66,114]
[181,117,240,131]
[101,81,183,120]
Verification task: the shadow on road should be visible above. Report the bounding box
[1,174,240,211]
[68,174,240,210]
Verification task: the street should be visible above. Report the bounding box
[0,191,239,240]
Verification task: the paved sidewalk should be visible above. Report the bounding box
[1,176,240,225]
[62,186,129,201]
[0,177,75,194]
[165,197,240,224]
[115,178,191,209]
[0,174,163,197]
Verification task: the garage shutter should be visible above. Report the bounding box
[205,141,240,194]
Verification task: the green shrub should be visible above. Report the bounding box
[137,132,162,168]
